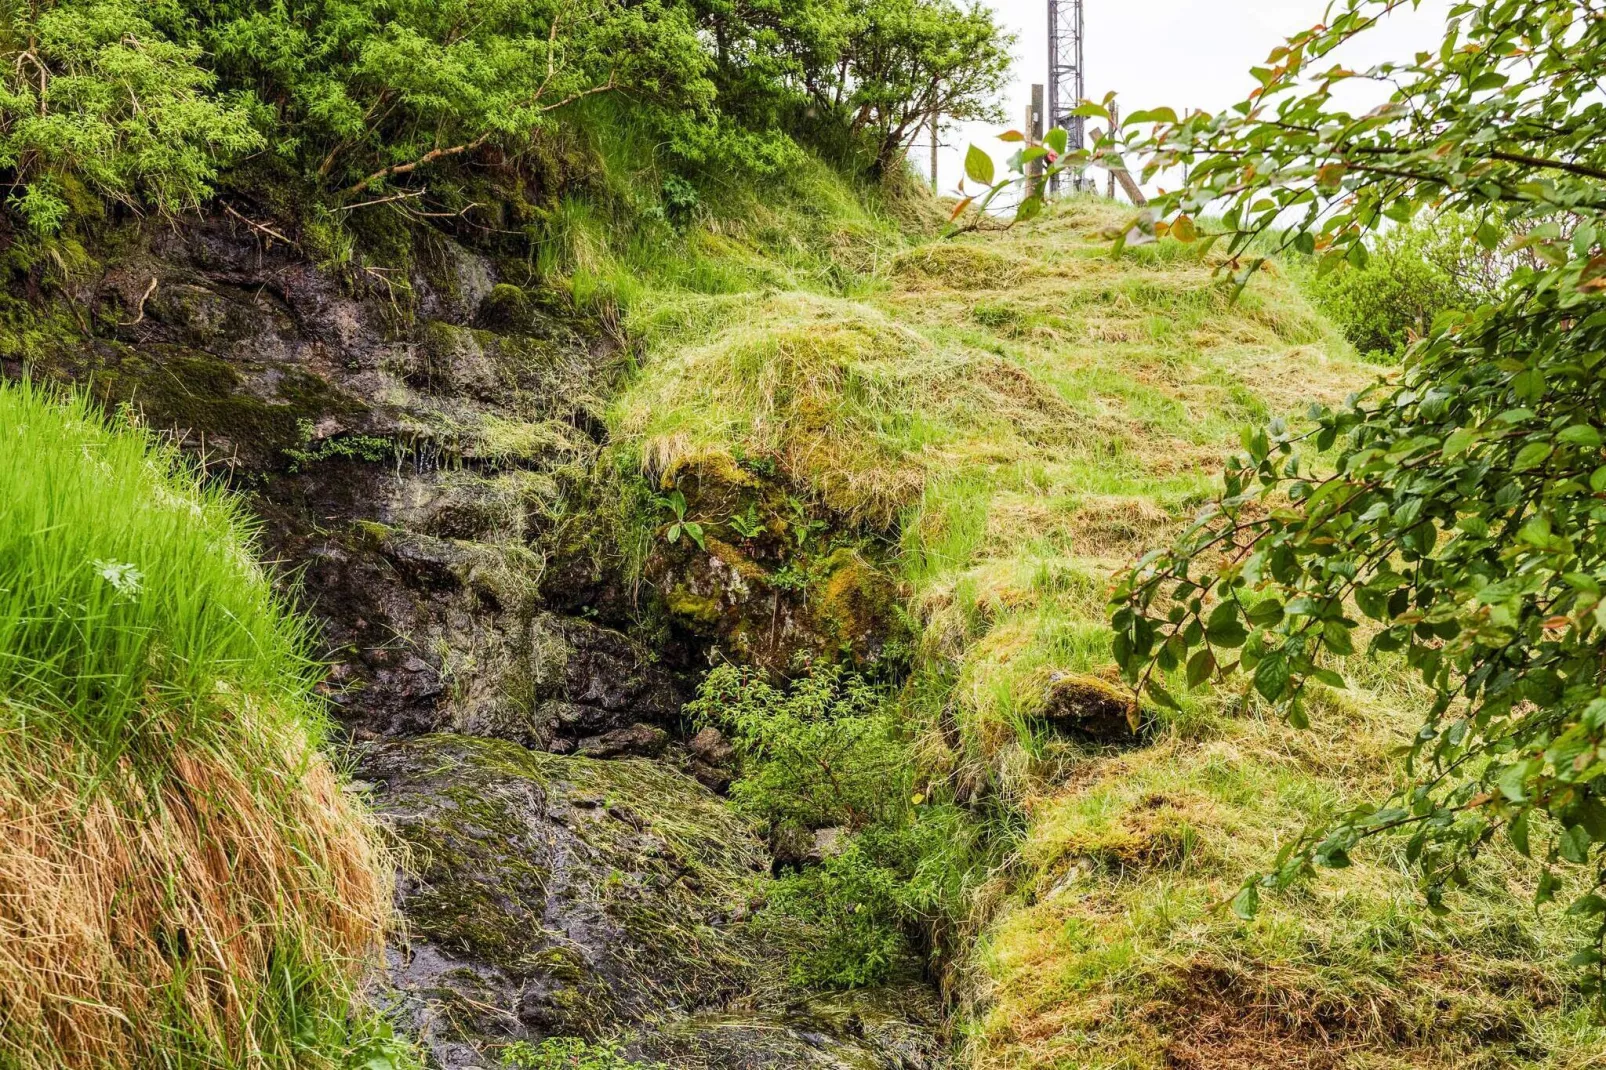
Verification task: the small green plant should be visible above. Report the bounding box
[284,420,397,472]
[785,496,827,550]
[653,489,706,550]
[686,661,981,988]
[727,503,765,541]
[499,1037,660,1069]
[770,561,809,591]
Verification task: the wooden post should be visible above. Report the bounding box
[1107,101,1120,200]
[1028,84,1045,198]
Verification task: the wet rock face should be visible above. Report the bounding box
[367,734,948,1070]
[630,987,950,1070]
[364,735,768,1067]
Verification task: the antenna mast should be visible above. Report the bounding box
[1047,0,1085,194]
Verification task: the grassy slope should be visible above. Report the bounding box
[0,380,395,1069]
[604,183,1605,1067]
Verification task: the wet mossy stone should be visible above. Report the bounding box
[628,986,950,1070]
[365,734,770,1061]
[808,548,907,665]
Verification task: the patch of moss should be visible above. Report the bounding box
[809,548,907,664]
[665,586,722,628]
[90,347,357,462]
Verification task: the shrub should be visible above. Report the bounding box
[1304,214,1500,360]
[0,379,398,1069]
[688,661,979,988]
[0,0,263,232]
[686,661,909,837]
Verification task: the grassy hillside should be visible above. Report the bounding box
[0,380,397,1069]
[608,194,1606,1068]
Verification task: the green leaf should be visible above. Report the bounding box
[1253,652,1290,702]
[1322,619,1355,656]
[965,144,994,185]
[1245,598,1285,626]
[1497,762,1530,802]
[1146,680,1181,711]
[1044,127,1069,155]
[1514,441,1553,470]
[1231,883,1260,919]
[1125,107,1178,125]
[1443,428,1476,456]
[1559,424,1603,448]
[1509,810,1532,857]
[1186,648,1216,688]
[1561,824,1592,864]
[1567,894,1606,917]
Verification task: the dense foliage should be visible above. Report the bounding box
[0,0,1010,232]
[0,0,262,232]
[1305,213,1503,360]
[1027,0,1606,985]
[689,663,977,987]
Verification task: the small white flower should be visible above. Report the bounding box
[95,560,144,598]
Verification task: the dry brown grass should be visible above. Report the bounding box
[0,713,391,1070]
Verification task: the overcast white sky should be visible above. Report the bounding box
[937,0,1453,197]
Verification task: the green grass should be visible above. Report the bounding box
[0,379,402,1070]
[608,190,1606,1068]
[0,384,320,758]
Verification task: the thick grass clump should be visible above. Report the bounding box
[0,379,397,1069]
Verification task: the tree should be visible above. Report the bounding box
[677,0,1012,176]
[834,0,1011,175]
[0,0,262,232]
[968,0,1606,986]
[184,0,715,196]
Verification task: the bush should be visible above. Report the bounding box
[688,662,979,988]
[686,661,909,838]
[1304,214,1500,360]
[0,379,398,1069]
[0,0,262,232]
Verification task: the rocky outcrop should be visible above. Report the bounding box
[14,208,947,1069]
[367,734,946,1069]
[366,735,765,1066]
[645,457,911,679]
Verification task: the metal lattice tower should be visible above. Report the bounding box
[1047,0,1085,194]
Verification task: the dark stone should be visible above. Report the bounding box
[1037,671,1139,743]
[628,987,950,1070]
[577,723,671,759]
[365,734,768,1067]
[685,727,737,792]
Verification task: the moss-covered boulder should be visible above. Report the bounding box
[366,734,769,1065]
[365,735,949,1070]
[644,458,909,677]
[629,987,949,1069]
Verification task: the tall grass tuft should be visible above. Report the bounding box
[0,378,396,1069]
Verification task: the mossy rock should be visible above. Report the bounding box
[1034,670,1141,742]
[628,986,949,1069]
[807,548,909,665]
[366,734,772,1062]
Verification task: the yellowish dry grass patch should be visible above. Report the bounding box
[0,723,390,1070]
